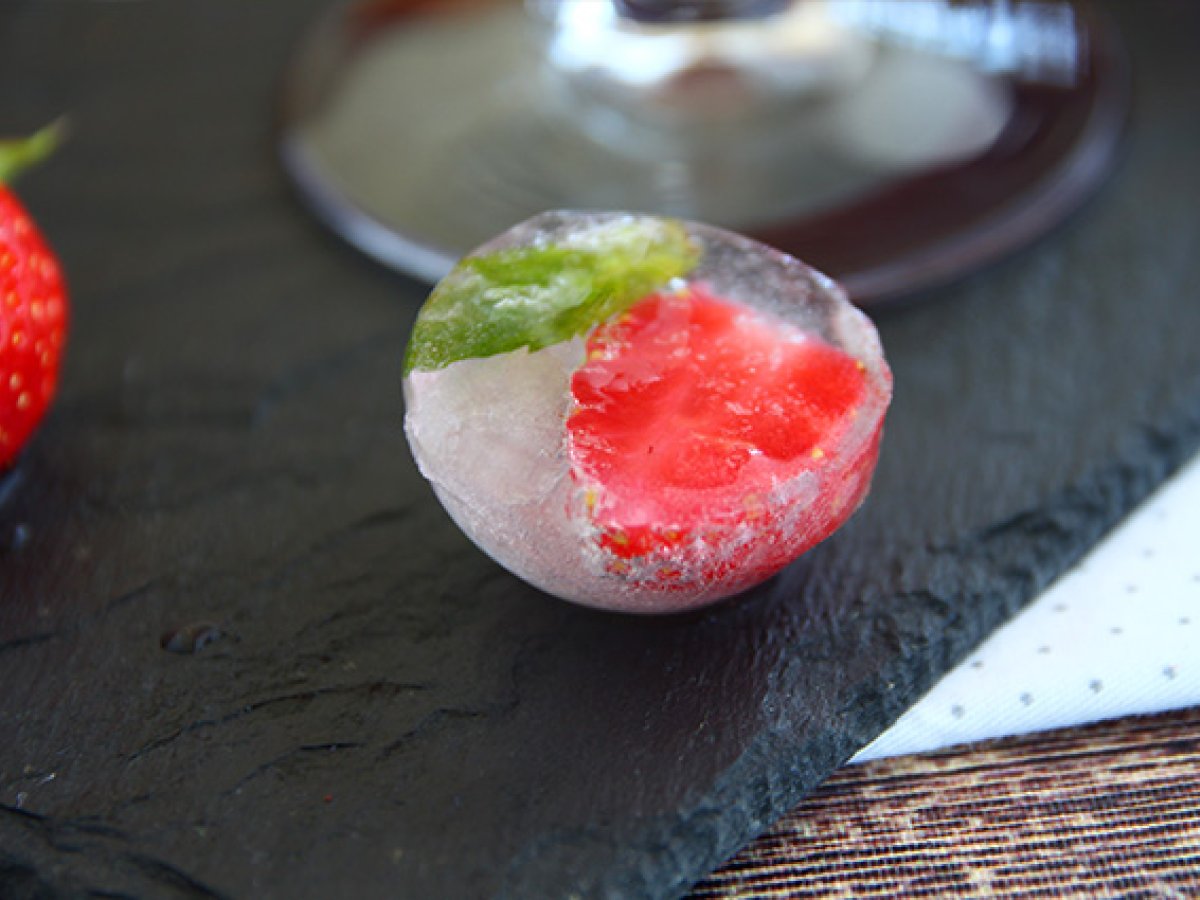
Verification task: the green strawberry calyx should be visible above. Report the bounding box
[404,216,701,375]
[0,119,66,184]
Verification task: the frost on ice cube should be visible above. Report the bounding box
[403,212,892,614]
[405,338,583,510]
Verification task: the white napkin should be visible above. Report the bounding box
[855,451,1200,763]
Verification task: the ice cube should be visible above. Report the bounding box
[403,212,891,614]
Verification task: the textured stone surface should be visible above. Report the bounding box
[1,2,1198,898]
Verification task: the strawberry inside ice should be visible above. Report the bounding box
[567,285,871,578]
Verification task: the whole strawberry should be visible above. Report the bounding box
[0,123,68,471]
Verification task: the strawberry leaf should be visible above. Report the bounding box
[403,217,700,375]
[0,120,65,184]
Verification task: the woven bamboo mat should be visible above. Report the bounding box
[692,707,1200,897]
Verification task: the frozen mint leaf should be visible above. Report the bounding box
[404,218,699,374]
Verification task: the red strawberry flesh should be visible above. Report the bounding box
[567,285,872,587]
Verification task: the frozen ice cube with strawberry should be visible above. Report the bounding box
[403,212,891,613]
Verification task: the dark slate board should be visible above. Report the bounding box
[2,2,1198,898]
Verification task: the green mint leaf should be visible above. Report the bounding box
[403,217,700,375]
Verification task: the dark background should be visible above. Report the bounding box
[2,1,1199,897]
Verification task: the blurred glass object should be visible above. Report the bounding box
[279,0,1126,305]
[832,0,1082,84]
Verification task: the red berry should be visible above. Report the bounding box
[567,285,882,597]
[0,186,68,470]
